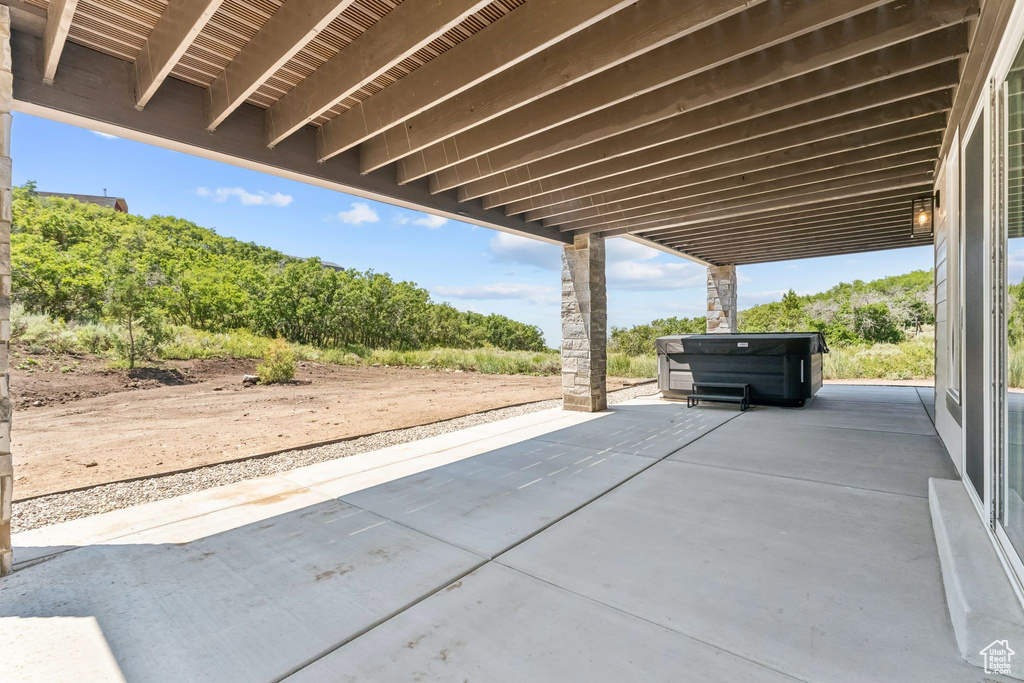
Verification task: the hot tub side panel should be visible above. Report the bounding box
[656,334,824,406]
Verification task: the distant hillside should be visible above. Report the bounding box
[610,270,935,356]
[12,183,546,353]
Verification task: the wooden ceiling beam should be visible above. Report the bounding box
[264,0,494,148]
[425,4,975,191]
[692,229,932,263]
[535,133,941,227]
[717,237,934,265]
[41,0,79,85]
[658,205,913,243]
[682,231,916,267]
[356,0,764,174]
[594,175,934,237]
[511,108,947,220]
[133,0,226,108]
[314,0,636,162]
[937,0,1015,165]
[467,59,959,205]
[7,0,47,38]
[559,156,937,233]
[205,0,358,132]
[634,188,927,238]
[694,232,928,262]
[399,0,891,184]
[666,217,911,252]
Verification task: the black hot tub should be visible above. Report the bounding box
[655,332,828,406]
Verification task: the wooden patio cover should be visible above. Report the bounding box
[6,0,987,265]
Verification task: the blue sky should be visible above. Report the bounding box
[12,112,933,345]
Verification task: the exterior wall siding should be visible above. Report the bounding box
[935,144,963,474]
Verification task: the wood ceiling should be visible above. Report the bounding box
[20,0,981,265]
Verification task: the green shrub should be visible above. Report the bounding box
[610,316,704,356]
[11,185,548,353]
[256,338,296,384]
[821,333,934,380]
[1010,346,1024,389]
[608,353,657,378]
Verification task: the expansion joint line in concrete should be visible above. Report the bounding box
[281,406,747,680]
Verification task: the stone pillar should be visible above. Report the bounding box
[561,234,607,412]
[706,264,737,334]
[0,4,12,577]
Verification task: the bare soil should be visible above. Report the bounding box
[10,349,639,499]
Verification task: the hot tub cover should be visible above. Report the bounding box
[655,332,829,356]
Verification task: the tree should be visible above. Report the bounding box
[11,234,105,320]
[104,267,166,369]
[610,316,704,356]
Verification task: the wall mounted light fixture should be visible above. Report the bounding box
[912,195,934,237]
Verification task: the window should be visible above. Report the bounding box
[948,133,963,401]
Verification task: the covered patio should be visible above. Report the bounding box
[0,0,995,574]
[0,0,1019,678]
[2,384,992,681]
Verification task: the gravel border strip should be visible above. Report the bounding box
[13,384,658,533]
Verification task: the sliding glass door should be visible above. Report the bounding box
[998,36,1024,574]
[964,112,988,506]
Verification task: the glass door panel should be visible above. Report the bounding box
[1001,42,1024,555]
[964,115,987,504]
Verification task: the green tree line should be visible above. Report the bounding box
[12,184,546,361]
[610,270,936,356]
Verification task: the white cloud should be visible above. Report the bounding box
[93,131,119,140]
[606,239,661,263]
[788,264,800,270]
[413,214,448,229]
[1009,249,1024,283]
[197,186,293,207]
[336,202,379,224]
[487,233,707,290]
[488,232,561,271]
[606,239,705,291]
[607,258,705,291]
[432,283,559,306]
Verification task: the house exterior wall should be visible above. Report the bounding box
[0,5,12,576]
[934,144,963,475]
[926,0,1024,619]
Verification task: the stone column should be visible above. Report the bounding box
[561,234,607,412]
[0,4,12,577]
[706,264,737,334]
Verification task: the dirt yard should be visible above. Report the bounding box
[11,351,641,499]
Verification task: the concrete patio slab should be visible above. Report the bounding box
[917,386,937,423]
[280,409,602,489]
[500,460,987,682]
[12,473,307,568]
[930,478,1024,678]
[531,404,740,459]
[668,417,956,497]
[1,488,480,682]
[0,392,1000,682]
[335,439,652,557]
[288,562,798,683]
[815,384,926,404]
[743,397,936,435]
